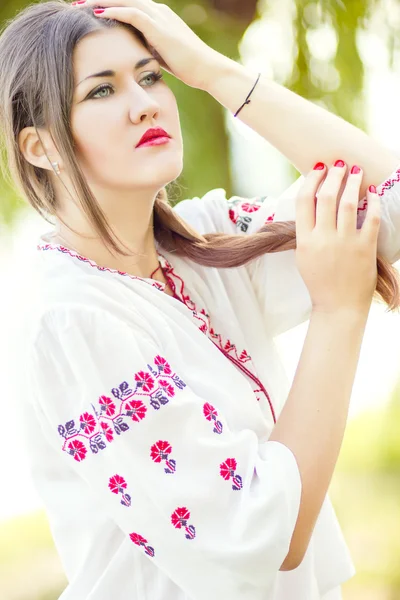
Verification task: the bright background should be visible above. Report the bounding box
[1,1,400,599]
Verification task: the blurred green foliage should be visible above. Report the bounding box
[2,0,399,226]
[338,384,400,474]
[0,0,260,226]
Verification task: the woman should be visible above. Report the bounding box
[2,1,400,598]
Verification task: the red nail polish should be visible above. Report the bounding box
[351,165,361,174]
[369,185,376,193]
[313,162,325,170]
[334,160,345,168]
[76,1,86,4]
[93,8,105,13]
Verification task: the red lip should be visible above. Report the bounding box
[136,127,171,148]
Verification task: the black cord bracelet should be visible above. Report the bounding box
[234,72,261,118]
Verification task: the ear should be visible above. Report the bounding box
[18,126,60,172]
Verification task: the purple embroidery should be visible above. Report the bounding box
[129,532,155,557]
[57,355,186,461]
[203,402,224,434]
[150,440,177,474]
[108,474,132,507]
[171,507,196,540]
[220,458,243,491]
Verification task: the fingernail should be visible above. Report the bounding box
[334,160,345,168]
[369,185,376,193]
[93,8,105,13]
[351,165,361,174]
[77,1,86,4]
[313,162,325,170]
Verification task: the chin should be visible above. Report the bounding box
[142,158,183,184]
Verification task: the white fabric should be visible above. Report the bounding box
[18,165,400,600]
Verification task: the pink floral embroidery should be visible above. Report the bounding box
[150,440,176,474]
[203,402,224,434]
[154,356,173,375]
[124,400,147,422]
[171,507,196,540]
[100,422,114,443]
[79,412,96,435]
[129,532,155,557]
[108,474,131,507]
[220,458,243,491]
[99,396,116,417]
[57,355,187,461]
[227,195,270,233]
[40,228,276,426]
[135,370,156,392]
[66,439,87,462]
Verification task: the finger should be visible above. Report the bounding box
[336,165,363,236]
[360,186,381,247]
[315,160,348,231]
[296,162,327,243]
[91,6,156,31]
[78,0,158,17]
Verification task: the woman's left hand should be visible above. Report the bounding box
[72,0,222,90]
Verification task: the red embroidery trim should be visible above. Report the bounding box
[379,167,400,196]
[163,262,276,423]
[39,232,276,423]
[357,168,399,214]
[37,242,167,292]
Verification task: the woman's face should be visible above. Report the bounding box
[70,26,183,191]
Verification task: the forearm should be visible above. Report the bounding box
[269,308,369,570]
[203,54,399,195]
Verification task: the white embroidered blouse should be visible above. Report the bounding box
[18,168,400,600]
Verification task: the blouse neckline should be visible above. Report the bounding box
[37,231,172,293]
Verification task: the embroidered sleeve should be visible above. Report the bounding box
[29,307,302,599]
[358,163,400,264]
[175,169,400,337]
[241,170,400,336]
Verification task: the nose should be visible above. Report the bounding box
[128,82,160,124]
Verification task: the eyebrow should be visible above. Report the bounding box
[76,57,159,87]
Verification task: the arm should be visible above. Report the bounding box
[30,306,303,599]
[271,308,368,570]
[202,55,399,196]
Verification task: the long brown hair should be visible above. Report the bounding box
[0,0,398,310]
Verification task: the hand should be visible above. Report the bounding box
[72,0,221,90]
[295,162,381,315]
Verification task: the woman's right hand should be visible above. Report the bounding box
[295,161,381,315]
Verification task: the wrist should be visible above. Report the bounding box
[198,52,242,94]
[310,305,371,326]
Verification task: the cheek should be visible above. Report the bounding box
[71,108,123,168]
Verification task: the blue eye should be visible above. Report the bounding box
[87,71,164,100]
[141,71,164,86]
[89,83,113,100]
